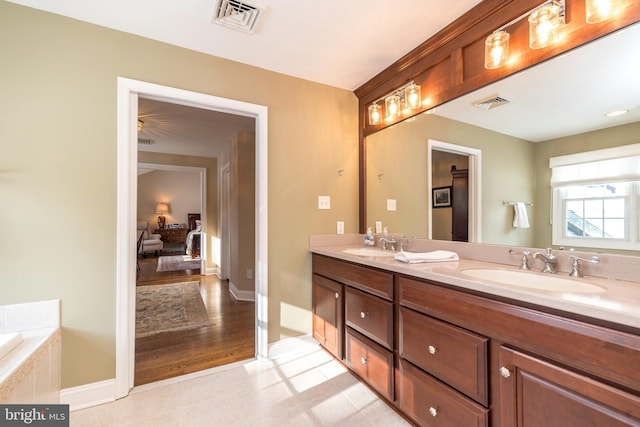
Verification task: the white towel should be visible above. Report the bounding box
[513,202,530,228]
[394,250,459,264]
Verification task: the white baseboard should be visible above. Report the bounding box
[61,379,116,412]
[62,335,317,412]
[229,281,255,301]
[204,266,219,276]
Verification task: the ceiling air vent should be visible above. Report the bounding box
[472,94,511,110]
[138,138,155,145]
[212,0,265,34]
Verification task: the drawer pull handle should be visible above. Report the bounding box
[429,407,438,417]
[428,345,437,355]
[335,292,339,299]
[360,311,367,319]
[500,366,511,378]
[360,357,367,365]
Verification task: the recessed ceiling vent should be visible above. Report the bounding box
[212,0,265,34]
[138,138,155,145]
[472,94,511,110]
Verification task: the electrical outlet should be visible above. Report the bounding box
[318,195,331,210]
[375,221,382,233]
[387,199,397,211]
[246,269,253,279]
[337,221,345,234]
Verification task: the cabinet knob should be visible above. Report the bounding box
[360,357,367,365]
[500,366,511,378]
[428,345,437,355]
[360,311,367,319]
[429,407,438,417]
[335,292,340,299]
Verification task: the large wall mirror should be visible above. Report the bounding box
[364,22,640,256]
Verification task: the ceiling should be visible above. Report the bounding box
[11,0,638,149]
[7,0,481,90]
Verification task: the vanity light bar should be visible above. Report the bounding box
[367,81,422,125]
[484,0,622,69]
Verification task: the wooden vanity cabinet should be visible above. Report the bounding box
[312,255,640,426]
[312,273,343,359]
[499,346,640,426]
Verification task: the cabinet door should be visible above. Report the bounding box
[499,346,640,426]
[312,274,343,359]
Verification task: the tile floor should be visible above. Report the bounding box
[70,343,411,426]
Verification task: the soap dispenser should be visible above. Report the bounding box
[364,227,375,246]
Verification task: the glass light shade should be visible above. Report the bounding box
[528,3,562,49]
[485,31,510,69]
[586,0,614,23]
[368,103,382,125]
[404,84,422,109]
[385,95,401,120]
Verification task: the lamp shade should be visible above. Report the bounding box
[155,202,170,214]
[586,0,614,23]
[385,95,401,120]
[368,103,382,125]
[528,2,562,49]
[404,83,422,109]
[485,31,510,69]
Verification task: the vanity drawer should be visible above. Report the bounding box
[345,287,393,349]
[397,358,489,427]
[313,254,393,300]
[400,306,488,405]
[345,328,394,401]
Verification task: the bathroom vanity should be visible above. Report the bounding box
[310,238,640,426]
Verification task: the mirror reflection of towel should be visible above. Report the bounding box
[513,202,530,228]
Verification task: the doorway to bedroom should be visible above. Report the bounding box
[133,96,256,386]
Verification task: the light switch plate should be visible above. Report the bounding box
[375,221,382,233]
[337,221,344,234]
[387,199,397,211]
[318,195,330,210]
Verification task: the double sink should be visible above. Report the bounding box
[341,248,605,294]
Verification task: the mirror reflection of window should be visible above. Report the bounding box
[551,145,640,250]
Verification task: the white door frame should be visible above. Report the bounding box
[219,163,231,280]
[427,139,482,243]
[116,77,268,398]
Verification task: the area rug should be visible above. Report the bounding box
[156,255,201,272]
[136,281,209,338]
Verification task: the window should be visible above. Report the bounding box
[550,145,640,251]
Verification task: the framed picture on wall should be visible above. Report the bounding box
[432,186,452,208]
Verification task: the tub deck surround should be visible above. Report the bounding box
[0,300,61,403]
[309,235,640,331]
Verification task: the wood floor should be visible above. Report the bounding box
[135,254,255,386]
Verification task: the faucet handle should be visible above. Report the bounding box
[568,255,600,277]
[509,249,532,270]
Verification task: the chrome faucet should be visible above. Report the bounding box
[568,255,600,277]
[532,248,557,273]
[508,249,531,270]
[379,237,397,251]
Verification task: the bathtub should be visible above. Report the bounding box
[0,300,61,403]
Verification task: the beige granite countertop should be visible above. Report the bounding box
[310,236,640,331]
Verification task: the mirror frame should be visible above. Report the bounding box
[355,0,640,233]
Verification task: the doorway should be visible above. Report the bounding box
[115,78,269,398]
[427,139,482,243]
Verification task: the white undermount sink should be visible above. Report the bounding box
[342,248,396,257]
[461,269,606,293]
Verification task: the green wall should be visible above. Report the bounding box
[0,2,358,388]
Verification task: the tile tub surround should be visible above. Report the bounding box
[309,235,640,330]
[0,300,61,403]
